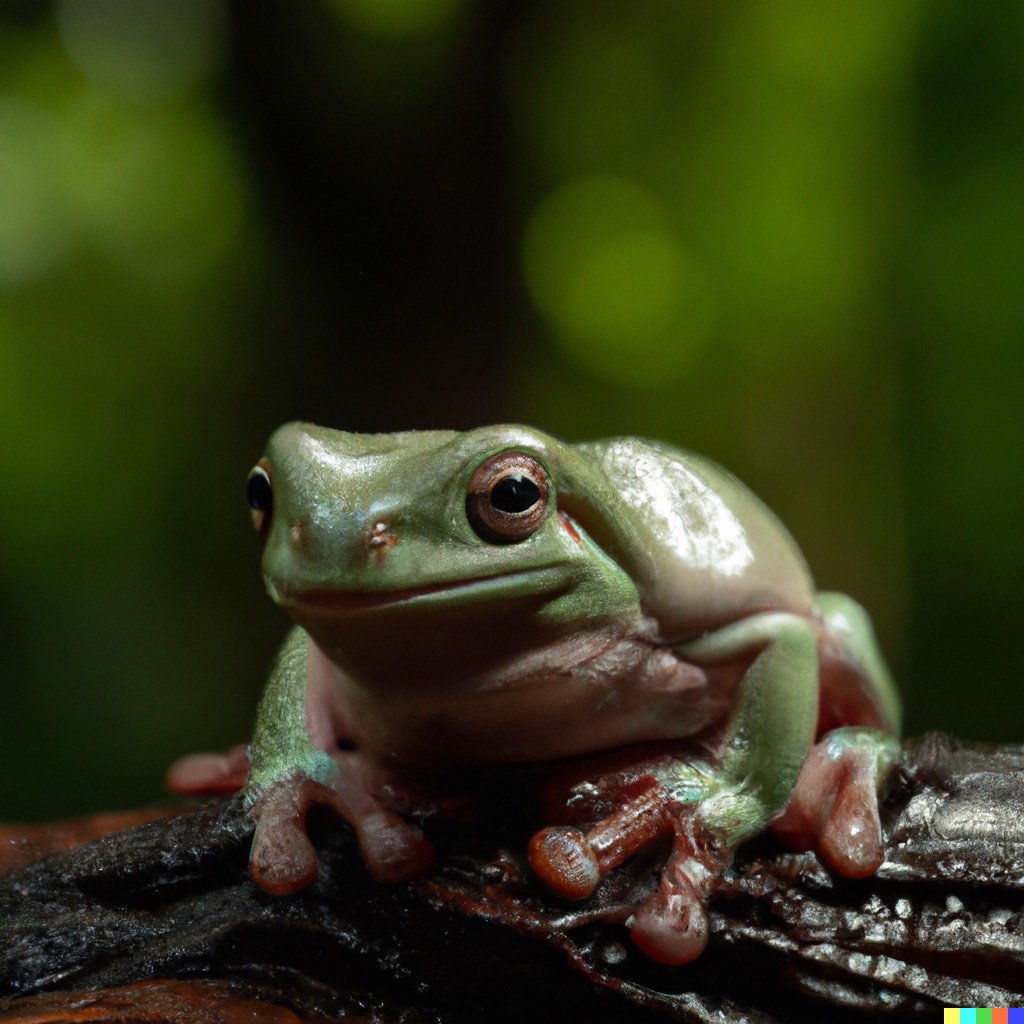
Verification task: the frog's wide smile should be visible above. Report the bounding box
[267,566,573,614]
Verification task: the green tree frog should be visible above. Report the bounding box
[168,422,900,965]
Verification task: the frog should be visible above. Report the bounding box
[167,422,901,965]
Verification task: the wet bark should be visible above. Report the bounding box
[1,733,1022,1023]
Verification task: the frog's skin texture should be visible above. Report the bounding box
[167,423,901,965]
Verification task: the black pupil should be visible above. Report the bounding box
[247,471,272,512]
[490,474,540,514]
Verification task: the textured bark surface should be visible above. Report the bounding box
[1,733,1023,1022]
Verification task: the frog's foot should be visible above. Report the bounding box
[772,727,900,878]
[528,776,724,964]
[165,743,249,796]
[248,766,435,895]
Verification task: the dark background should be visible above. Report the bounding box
[1,0,1021,819]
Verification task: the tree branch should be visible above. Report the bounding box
[1,734,1022,1022]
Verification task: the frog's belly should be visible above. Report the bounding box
[314,635,730,770]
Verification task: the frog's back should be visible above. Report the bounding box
[571,437,815,640]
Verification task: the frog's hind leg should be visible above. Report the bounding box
[813,591,900,735]
[772,592,902,876]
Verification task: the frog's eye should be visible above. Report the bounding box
[466,452,549,544]
[247,459,273,534]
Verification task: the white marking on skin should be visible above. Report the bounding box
[607,446,754,576]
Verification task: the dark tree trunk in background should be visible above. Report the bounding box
[222,0,528,434]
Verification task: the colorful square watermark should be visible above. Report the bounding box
[943,1010,1022,1023]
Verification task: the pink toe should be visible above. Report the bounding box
[630,886,708,965]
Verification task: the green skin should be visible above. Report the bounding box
[169,422,901,965]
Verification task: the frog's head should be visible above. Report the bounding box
[246,422,641,648]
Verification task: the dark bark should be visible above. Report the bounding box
[1,733,1022,1022]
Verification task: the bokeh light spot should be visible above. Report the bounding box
[60,93,247,283]
[56,0,225,104]
[0,99,74,287]
[523,176,715,387]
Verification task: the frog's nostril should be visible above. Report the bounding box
[289,515,310,549]
[367,521,398,563]
[368,522,394,548]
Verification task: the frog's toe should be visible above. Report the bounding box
[248,774,329,894]
[355,811,435,884]
[818,757,886,877]
[530,774,674,901]
[165,744,249,796]
[250,813,320,895]
[629,877,708,965]
[528,826,602,900]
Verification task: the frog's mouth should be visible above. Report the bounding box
[267,566,572,615]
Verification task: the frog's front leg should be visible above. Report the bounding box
[245,627,434,894]
[531,611,820,964]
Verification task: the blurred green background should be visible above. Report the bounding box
[1,1,1021,820]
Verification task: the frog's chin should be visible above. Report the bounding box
[266,566,573,617]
